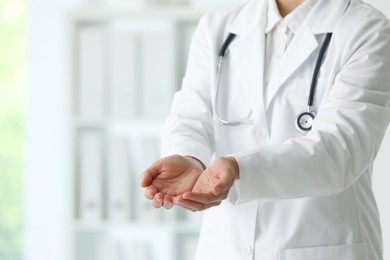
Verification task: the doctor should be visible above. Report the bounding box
[141,0,390,259]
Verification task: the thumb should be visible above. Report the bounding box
[213,172,234,196]
[140,160,163,187]
[213,156,239,195]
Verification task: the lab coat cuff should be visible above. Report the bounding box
[227,152,256,205]
[227,179,240,204]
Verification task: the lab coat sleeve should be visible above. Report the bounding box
[231,15,390,203]
[160,15,215,166]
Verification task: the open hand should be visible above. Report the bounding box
[140,155,205,209]
[174,156,239,212]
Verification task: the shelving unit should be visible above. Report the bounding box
[68,6,211,260]
[26,2,390,260]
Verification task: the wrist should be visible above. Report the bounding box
[226,156,240,180]
[185,156,206,171]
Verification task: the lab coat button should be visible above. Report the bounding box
[241,246,253,256]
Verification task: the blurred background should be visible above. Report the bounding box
[0,0,389,259]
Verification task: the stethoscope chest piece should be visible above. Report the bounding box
[296,109,316,133]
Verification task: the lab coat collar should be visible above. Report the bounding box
[265,0,282,34]
[264,22,318,108]
[307,0,350,34]
[226,0,350,110]
[227,0,267,36]
[227,0,350,36]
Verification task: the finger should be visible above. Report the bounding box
[163,203,173,209]
[177,204,196,212]
[175,196,221,212]
[163,195,173,208]
[152,195,163,208]
[174,196,198,211]
[140,160,163,187]
[173,196,196,212]
[144,186,158,200]
[155,192,165,201]
[182,191,228,204]
[163,198,173,210]
[178,199,221,212]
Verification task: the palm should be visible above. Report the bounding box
[149,156,203,197]
[192,170,219,193]
[192,157,235,194]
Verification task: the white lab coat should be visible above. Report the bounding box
[161,0,390,259]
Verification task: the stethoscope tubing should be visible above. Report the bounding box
[214,55,252,126]
[307,33,333,108]
[214,33,244,126]
[214,32,333,132]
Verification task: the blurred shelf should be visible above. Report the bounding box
[68,6,217,22]
[69,6,205,260]
[74,220,202,234]
[74,116,165,128]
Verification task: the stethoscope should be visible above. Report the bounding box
[214,32,333,134]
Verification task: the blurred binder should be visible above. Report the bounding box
[134,135,163,222]
[108,135,132,221]
[98,238,122,260]
[109,28,140,119]
[141,30,175,119]
[79,129,104,221]
[182,235,199,260]
[77,24,107,118]
[177,23,197,82]
[128,240,152,260]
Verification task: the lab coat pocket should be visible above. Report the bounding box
[284,77,329,111]
[280,243,365,260]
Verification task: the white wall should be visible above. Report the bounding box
[25,0,79,259]
[367,0,390,16]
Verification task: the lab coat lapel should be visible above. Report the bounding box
[227,26,267,126]
[264,0,351,109]
[265,23,318,109]
[226,0,268,127]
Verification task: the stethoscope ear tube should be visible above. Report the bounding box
[307,33,333,108]
[215,33,252,126]
[219,33,236,57]
[214,52,253,126]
